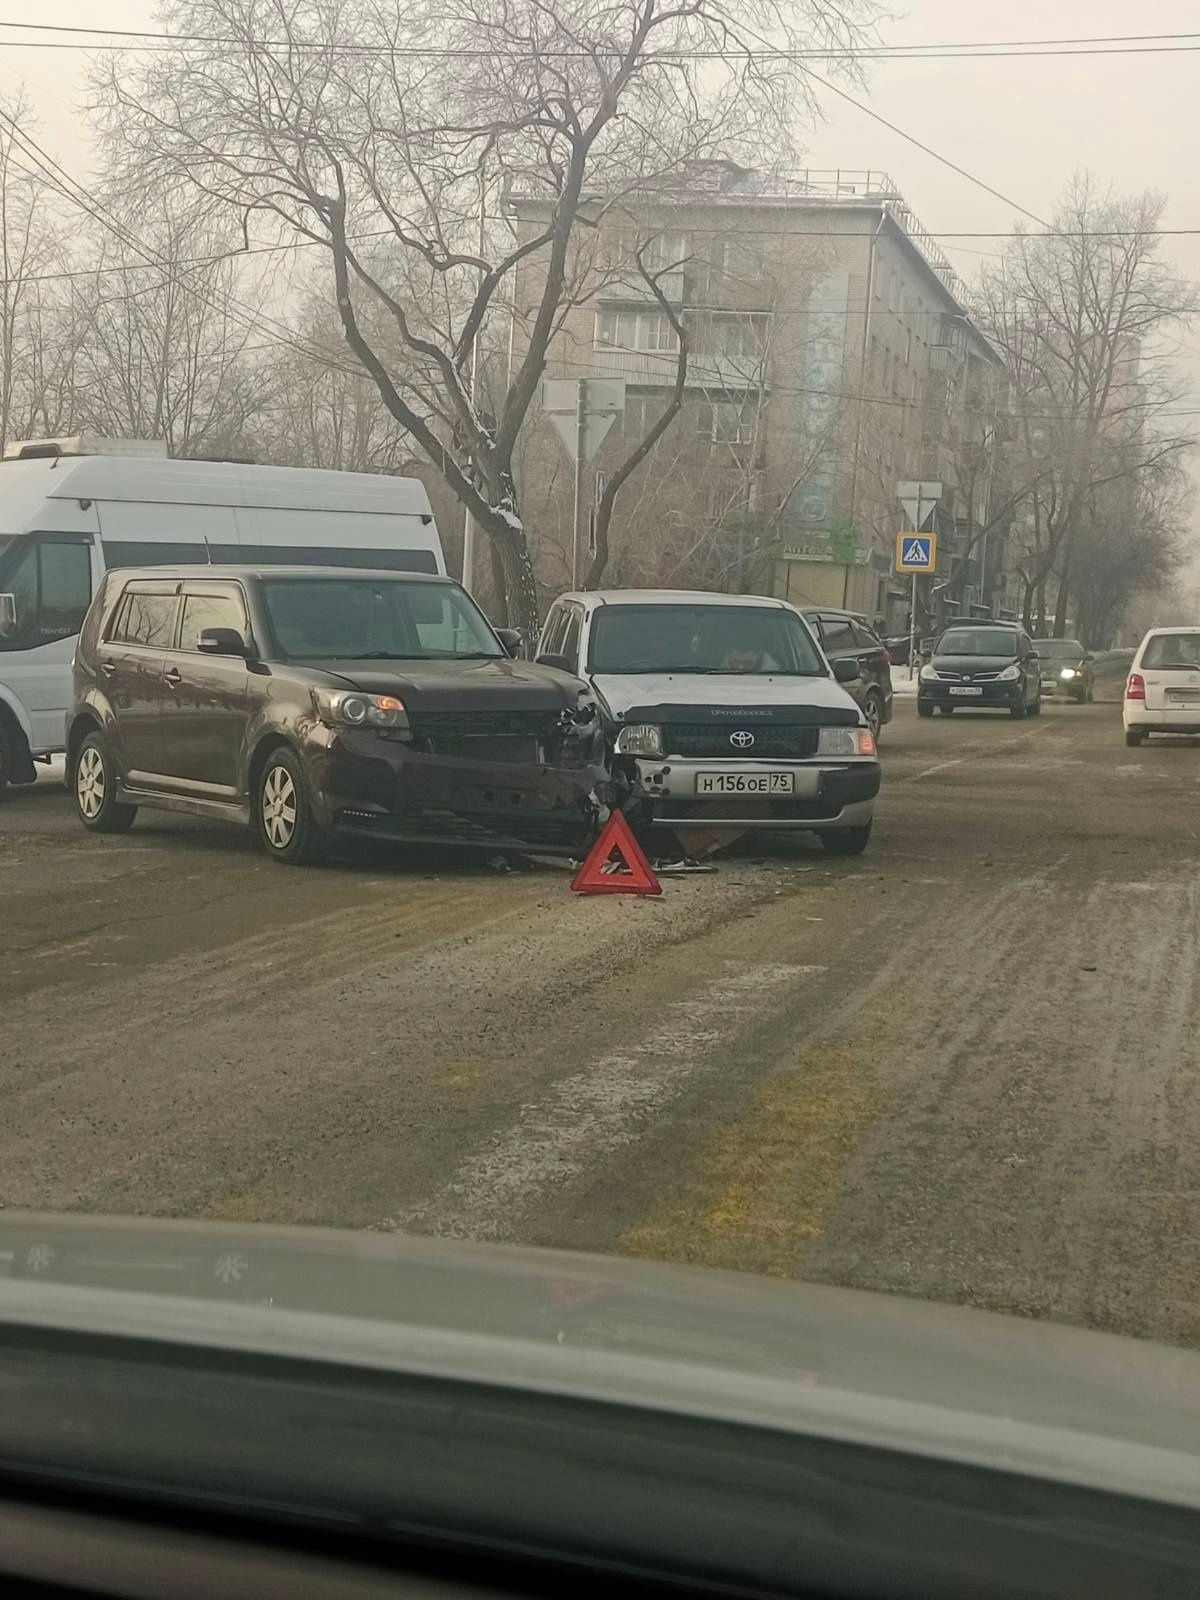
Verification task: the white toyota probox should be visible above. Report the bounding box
[536,588,881,856]
[1123,626,1200,746]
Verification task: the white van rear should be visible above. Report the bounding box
[0,439,444,787]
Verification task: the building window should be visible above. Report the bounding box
[596,310,680,354]
[718,237,766,283]
[699,399,759,444]
[642,230,688,273]
[624,393,671,440]
[706,312,769,362]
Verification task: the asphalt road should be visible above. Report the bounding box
[5,690,1200,1349]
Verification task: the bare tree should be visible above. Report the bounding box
[64,202,273,456]
[0,92,81,449]
[979,176,1195,635]
[92,0,880,631]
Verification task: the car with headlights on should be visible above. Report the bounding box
[536,589,880,855]
[68,565,606,863]
[917,622,1041,719]
[1034,638,1094,702]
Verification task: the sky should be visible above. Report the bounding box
[3,0,1199,545]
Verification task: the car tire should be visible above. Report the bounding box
[0,717,11,796]
[256,746,327,865]
[917,701,934,718]
[1010,696,1027,720]
[821,823,872,856]
[73,731,137,834]
[1125,729,1145,747]
[1029,693,1042,716]
[862,689,884,741]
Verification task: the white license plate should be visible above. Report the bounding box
[949,686,984,696]
[1169,690,1200,704]
[696,771,795,795]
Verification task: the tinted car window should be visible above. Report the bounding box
[849,620,881,650]
[937,627,1020,657]
[559,609,582,673]
[819,617,856,654]
[110,589,178,648]
[261,578,501,661]
[540,606,567,657]
[178,593,246,652]
[38,542,93,638]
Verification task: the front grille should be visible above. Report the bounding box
[661,723,820,760]
[411,710,558,741]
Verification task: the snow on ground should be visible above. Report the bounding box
[891,665,918,696]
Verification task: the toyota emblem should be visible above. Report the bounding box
[730,730,755,749]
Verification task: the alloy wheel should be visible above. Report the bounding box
[262,765,298,849]
[76,745,106,820]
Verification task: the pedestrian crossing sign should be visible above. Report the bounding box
[896,532,937,573]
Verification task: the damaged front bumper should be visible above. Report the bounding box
[623,755,881,832]
[307,728,608,855]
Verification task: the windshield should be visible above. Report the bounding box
[1034,640,1084,660]
[1141,633,1200,669]
[588,604,825,675]
[261,578,502,661]
[936,628,1021,657]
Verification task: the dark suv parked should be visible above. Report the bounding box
[799,609,893,739]
[69,566,606,863]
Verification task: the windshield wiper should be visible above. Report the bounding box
[349,650,503,661]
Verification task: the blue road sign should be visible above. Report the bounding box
[895,532,937,573]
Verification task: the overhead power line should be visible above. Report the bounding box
[0,109,358,373]
[2,19,1200,60]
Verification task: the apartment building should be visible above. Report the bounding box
[507,165,1005,626]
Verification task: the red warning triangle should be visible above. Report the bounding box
[571,809,662,896]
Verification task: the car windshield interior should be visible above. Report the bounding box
[261,578,502,661]
[1035,640,1084,660]
[937,628,1021,657]
[588,605,825,675]
[1141,633,1200,669]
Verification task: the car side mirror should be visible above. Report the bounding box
[832,658,860,684]
[197,626,248,657]
[536,652,573,674]
[0,593,17,638]
[495,627,523,658]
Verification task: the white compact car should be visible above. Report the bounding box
[1123,627,1200,746]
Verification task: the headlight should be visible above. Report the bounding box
[817,727,877,757]
[314,688,408,729]
[1059,667,1077,679]
[919,664,938,681]
[615,723,663,756]
[997,665,1021,682]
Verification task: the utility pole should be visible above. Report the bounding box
[571,378,589,589]
[461,166,487,592]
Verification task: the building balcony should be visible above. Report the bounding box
[591,346,763,393]
[595,268,687,306]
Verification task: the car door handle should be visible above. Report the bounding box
[163,667,182,688]
[99,661,117,678]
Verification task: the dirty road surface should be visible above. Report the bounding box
[5,697,1200,1350]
